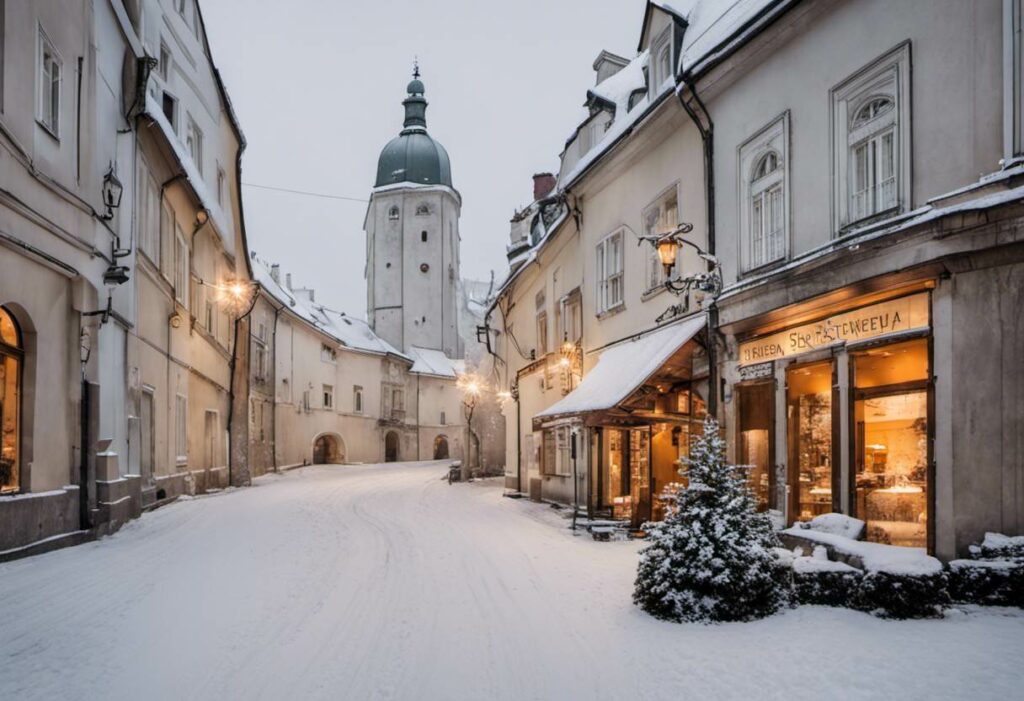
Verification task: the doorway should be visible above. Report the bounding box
[433,434,449,460]
[384,431,400,462]
[204,410,219,469]
[737,381,775,513]
[786,361,836,525]
[313,434,343,464]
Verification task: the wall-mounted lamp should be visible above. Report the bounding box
[100,163,124,221]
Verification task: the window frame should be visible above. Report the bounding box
[185,114,203,175]
[738,112,790,275]
[595,229,625,315]
[174,226,189,308]
[322,384,334,410]
[641,182,681,293]
[175,393,188,465]
[353,385,363,414]
[649,26,674,96]
[36,26,62,138]
[830,42,911,233]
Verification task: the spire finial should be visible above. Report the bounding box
[413,57,420,80]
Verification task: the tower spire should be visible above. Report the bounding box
[403,64,427,130]
[413,57,420,80]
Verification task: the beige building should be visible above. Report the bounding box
[489,0,1024,558]
[0,0,251,557]
[246,257,469,472]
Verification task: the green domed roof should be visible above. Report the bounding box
[374,72,453,188]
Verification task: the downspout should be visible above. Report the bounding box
[271,301,280,471]
[675,77,719,417]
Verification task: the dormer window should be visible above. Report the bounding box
[650,27,673,96]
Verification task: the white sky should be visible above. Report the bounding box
[201,0,642,315]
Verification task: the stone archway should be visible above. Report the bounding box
[384,431,400,463]
[312,433,344,464]
[433,434,449,460]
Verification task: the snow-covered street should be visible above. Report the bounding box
[1,461,1021,701]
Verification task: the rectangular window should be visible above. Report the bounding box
[831,43,910,232]
[159,42,171,81]
[186,115,203,174]
[37,28,61,137]
[203,410,219,469]
[650,27,673,94]
[322,384,334,409]
[739,113,789,272]
[217,167,226,205]
[160,202,174,279]
[175,394,188,464]
[302,390,310,412]
[852,338,930,549]
[353,385,363,413]
[162,92,177,132]
[204,299,215,335]
[392,389,404,412]
[137,160,162,266]
[786,361,836,526]
[561,292,582,345]
[440,410,446,425]
[320,343,337,363]
[535,311,548,357]
[642,185,680,290]
[174,226,189,307]
[596,231,624,314]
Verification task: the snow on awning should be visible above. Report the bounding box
[535,314,706,421]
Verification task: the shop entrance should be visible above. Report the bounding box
[737,381,775,513]
[852,338,930,548]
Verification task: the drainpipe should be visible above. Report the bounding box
[271,301,280,471]
[675,78,720,418]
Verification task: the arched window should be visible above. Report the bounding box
[749,150,784,270]
[388,205,399,221]
[0,307,23,493]
[415,202,430,216]
[849,95,897,220]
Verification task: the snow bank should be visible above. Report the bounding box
[806,513,865,540]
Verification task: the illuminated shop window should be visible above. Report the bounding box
[0,307,22,494]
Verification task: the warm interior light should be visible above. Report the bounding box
[558,357,570,368]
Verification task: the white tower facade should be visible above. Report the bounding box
[365,73,462,358]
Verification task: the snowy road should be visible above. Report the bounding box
[1,462,1022,700]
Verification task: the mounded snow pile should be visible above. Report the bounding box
[949,533,1024,607]
[634,417,791,623]
[805,513,865,540]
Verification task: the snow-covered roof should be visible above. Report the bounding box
[250,255,406,359]
[679,0,788,76]
[536,315,706,419]
[142,93,236,258]
[407,346,459,378]
[588,50,648,111]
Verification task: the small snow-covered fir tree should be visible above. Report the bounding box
[634,416,790,623]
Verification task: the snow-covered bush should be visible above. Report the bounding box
[792,547,862,607]
[633,417,791,623]
[854,570,949,619]
[968,533,1024,562]
[947,560,1023,607]
[948,533,1024,607]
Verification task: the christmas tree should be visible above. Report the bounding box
[634,416,790,623]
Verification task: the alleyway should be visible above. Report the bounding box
[0,462,1021,701]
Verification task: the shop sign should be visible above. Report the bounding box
[739,361,773,381]
[738,293,929,366]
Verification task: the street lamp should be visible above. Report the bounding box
[100,163,124,221]
[457,373,485,479]
[640,222,723,417]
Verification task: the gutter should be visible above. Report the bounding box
[683,0,799,82]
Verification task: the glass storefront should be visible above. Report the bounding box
[853,338,930,548]
[786,361,835,525]
[0,307,21,494]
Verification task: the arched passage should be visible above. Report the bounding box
[433,434,449,460]
[312,433,345,464]
[384,431,400,463]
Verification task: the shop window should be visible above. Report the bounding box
[0,307,22,494]
[541,426,572,476]
[738,382,775,513]
[786,361,835,525]
[602,429,630,515]
[853,338,929,548]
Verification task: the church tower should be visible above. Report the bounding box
[365,70,462,358]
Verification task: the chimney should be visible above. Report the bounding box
[285,272,292,290]
[533,172,556,202]
[270,264,280,283]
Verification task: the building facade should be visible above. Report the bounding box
[489,0,1024,558]
[0,0,251,557]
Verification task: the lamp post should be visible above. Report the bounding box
[457,374,484,481]
[640,223,723,417]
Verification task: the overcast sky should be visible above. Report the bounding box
[201,0,641,315]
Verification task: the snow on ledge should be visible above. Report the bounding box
[780,526,942,576]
